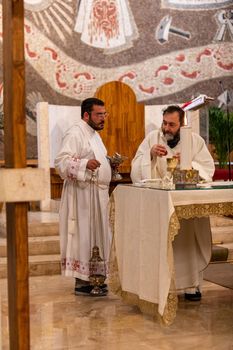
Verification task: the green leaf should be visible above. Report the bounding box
[209,107,233,168]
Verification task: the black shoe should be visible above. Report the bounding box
[75,278,90,287]
[184,291,202,301]
[75,285,94,295]
[75,278,107,288]
[75,284,108,296]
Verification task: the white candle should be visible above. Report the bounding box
[180,126,192,170]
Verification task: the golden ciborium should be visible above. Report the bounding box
[173,168,199,189]
[89,246,107,296]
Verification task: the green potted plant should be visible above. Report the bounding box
[209,106,233,168]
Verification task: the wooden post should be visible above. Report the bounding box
[2,1,30,349]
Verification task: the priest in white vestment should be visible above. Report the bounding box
[55,98,112,295]
[131,105,215,301]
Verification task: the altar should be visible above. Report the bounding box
[109,184,233,325]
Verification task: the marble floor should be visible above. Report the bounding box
[0,276,233,350]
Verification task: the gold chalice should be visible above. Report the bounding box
[166,157,178,173]
[107,152,127,180]
[162,157,178,189]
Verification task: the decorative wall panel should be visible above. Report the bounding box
[0,0,232,158]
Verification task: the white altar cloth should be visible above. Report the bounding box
[109,184,233,324]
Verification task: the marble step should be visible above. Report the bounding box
[0,212,59,238]
[0,254,61,279]
[210,216,233,244]
[0,235,60,257]
[210,215,233,227]
[211,226,233,244]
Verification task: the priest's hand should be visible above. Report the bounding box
[86,159,101,171]
[174,152,180,162]
[150,144,168,159]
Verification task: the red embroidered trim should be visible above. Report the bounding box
[67,157,81,179]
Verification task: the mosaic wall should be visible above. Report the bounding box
[0,0,232,158]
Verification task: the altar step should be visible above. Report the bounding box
[210,216,233,262]
[0,211,59,238]
[211,217,233,244]
[0,212,233,278]
[211,226,233,245]
[0,211,61,279]
[0,255,61,279]
[0,236,60,257]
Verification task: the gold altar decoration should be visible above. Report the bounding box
[173,168,199,189]
[164,156,199,189]
[175,202,233,219]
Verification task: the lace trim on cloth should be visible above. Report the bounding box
[175,202,233,219]
[67,157,81,179]
[163,211,180,325]
[108,196,233,325]
[108,196,123,294]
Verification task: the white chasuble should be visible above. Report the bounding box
[131,129,215,290]
[131,129,215,183]
[55,120,112,281]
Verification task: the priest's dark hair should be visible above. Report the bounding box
[163,105,185,126]
[81,98,105,118]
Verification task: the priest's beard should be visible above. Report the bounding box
[163,130,180,148]
[87,116,104,131]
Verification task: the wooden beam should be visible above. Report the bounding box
[2,1,30,349]
[0,168,46,202]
